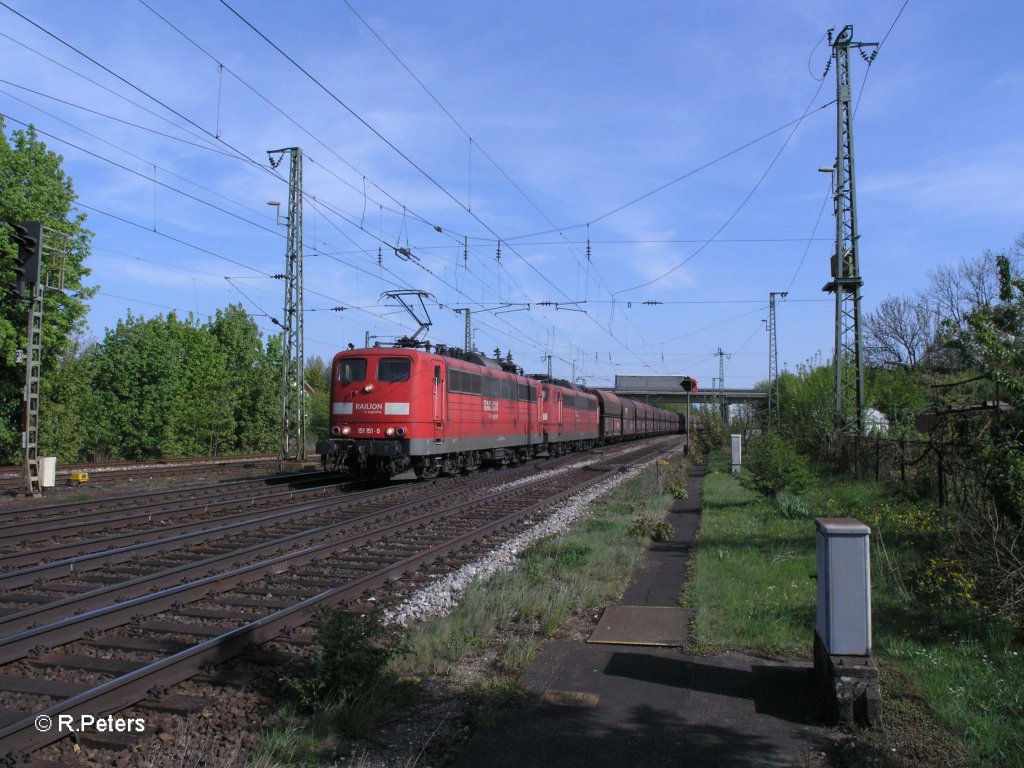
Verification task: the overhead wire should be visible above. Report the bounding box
[0,1,275,180]
[340,1,623,302]
[0,78,237,157]
[0,9,502,346]
[0,29,228,158]
[137,0,465,248]
[853,0,908,116]
[3,2,863,381]
[216,0,654,371]
[613,75,832,296]
[0,112,284,238]
[504,103,835,243]
[6,0,762,375]
[138,0,573,359]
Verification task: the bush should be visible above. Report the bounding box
[667,481,689,499]
[629,516,674,541]
[742,432,813,499]
[283,607,405,712]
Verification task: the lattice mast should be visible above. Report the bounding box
[21,225,44,497]
[767,291,787,425]
[13,223,67,495]
[824,26,876,436]
[716,347,729,423]
[269,147,304,461]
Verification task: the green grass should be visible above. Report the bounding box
[683,453,816,654]
[685,452,1024,767]
[392,455,686,676]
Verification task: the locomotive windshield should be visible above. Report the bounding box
[337,358,367,384]
[377,357,411,382]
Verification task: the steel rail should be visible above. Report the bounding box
[0,447,649,760]
[0,465,544,632]
[0,456,279,494]
[0,470,340,529]
[0,484,369,573]
[0,460,545,587]
[0,470,333,528]
[0,462,602,664]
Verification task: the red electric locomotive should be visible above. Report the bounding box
[317,345,688,479]
[539,381,600,455]
[319,346,599,480]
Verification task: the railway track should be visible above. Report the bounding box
[0,455,278,495]
[0,438,679,764]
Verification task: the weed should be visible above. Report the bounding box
[742,432,813,499]
[282,607,405,713]
[500,636,540,672]
[628,516,655,537]
[667,481,689,499]
[465,677,529,727]
[773,490,813,519]
[629,516,674,541]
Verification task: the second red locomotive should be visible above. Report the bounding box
[316,345,688,480]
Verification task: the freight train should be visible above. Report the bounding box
[316,345,697,480]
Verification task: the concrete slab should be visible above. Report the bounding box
[588,606,691,646]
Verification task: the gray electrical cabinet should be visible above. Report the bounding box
[730,434,742,473]
[815,518,872,656]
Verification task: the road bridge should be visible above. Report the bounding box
[613,375,766,420]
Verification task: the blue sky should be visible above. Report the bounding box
[2,0,1022,390]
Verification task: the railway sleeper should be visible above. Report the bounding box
[137,692,209,715]
[29,653,147,676]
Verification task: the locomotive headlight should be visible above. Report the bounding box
[341,426,352,436]
[364,383,375,393]
[396,427,406,437]
[385,427,396,437]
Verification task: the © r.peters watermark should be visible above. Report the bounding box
[34,714,146,734]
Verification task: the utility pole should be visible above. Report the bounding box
[823,26,876,436]
[767,291,788,426]
[452,307,473,351]
[268,147,304,462]
[715,347,729,424]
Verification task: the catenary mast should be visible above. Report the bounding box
[823,26,876,436]
[269,147,305,462]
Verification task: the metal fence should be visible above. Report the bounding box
[834,431,999,511]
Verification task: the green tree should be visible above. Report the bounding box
[160,318,234,456]
[948,246,1024,524]
[742,431,813,499]
[941,237,1024,619]
[866,366,928,437]
[0,120,96,462]
[208,304,277,453]
[776,360,834,458]
[305,354,331,450]
[38,339,101,462]
[91,312,235,459]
